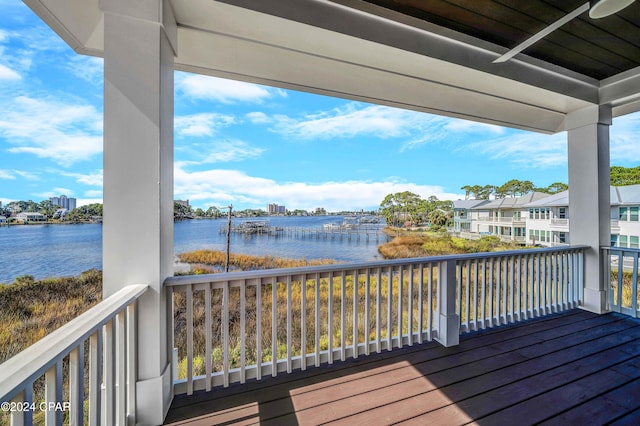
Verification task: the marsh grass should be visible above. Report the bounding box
[173,269,442,379]
[378,234,524,259]
[0,270,102,426]
[610,269,640,310]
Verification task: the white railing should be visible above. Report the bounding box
[455,247,583,333]
[550,218,569,228]
[603,246,640,317]
[0,284,147,426]
[166,246,585,395]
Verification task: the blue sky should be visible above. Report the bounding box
[1,3,640,212]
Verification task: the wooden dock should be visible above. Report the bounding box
[221,224,388,242]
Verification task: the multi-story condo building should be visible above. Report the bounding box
[268,203,286,214]
[453,185,640,248]
[50,195,77,210]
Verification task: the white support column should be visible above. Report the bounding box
[100,0,177,424]
[436,259,459,347]
[566,105,611,314]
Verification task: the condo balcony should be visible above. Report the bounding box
[3,246,640,424]
[9,0,640,423]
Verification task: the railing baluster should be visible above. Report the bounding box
[633,253,639,317]
[365,269,371,355]
[256,279,262,380]
[398,266,404,348]
[480,260,486,328]
[126,302,137,424]
[103,319,114,426]
[465,260,471,332]
[418,264,424,344]
[287,276,293,373]
[301,274,307,369]
[222,281,230,387]
[89,330,102,426]
[271,277,277,376]
[509,256,515,323]
[472,260,478,330]
[44,361,63,425]
[408,264,414,345]
[376,268,382,353]
[69,345,84,426]
[428,264,433,340]
[240,279,247,382]
[314,273,320,367]
[205,284,212,389]
[115,310,126,425]
[353,269,359,358]
[489,258,494,328]
[340,271,346,361]
[328,271,334,364]
[186,285,194,395]
[387,267,392,351]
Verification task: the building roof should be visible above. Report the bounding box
[613,185,640,205]
[453,199,490,210]
[524,184,640,207]
[472,192,551,209]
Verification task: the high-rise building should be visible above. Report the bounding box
[50,195,77,210]
[268,203,286,214]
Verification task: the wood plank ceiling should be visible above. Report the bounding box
[362,0,640,80]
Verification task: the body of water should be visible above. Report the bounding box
[0,216,388,284]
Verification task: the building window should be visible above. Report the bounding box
[559,208,566,219]
[559,233,567,243]
[620,207,628,221]
[611,234,619,246]
[620,235,628,247]
[632,236,639,249]
[631,207,639,222]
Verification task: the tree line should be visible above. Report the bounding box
[460,179,568,200]
[379,191,453,229]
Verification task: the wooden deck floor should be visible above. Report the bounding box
[165,310,640,425]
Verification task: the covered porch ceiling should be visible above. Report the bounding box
[25,0,640,134]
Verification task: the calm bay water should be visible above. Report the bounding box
[0,216,388,284]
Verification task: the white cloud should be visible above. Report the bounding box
[179,139,265,165]
[77,198,103,207]
[0,96,102,165]
[0,64,21,80]
[175,113,236,137]
[174,165,461,211]
[66,56,103,85]
[84,190,103,197]
[0,169,15,179]
[464,131,567,168]
[59,170,103,186]
[34,188,75,198]
[176,73,281,104]
[246,111,271,124]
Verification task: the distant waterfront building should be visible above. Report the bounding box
[50,195,77,210]
[15,212,47,223]
[268,203,286,214]
[175,199,190,207]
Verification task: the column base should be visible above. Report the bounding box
[580,287,609,314]
[136,363,173,425]
[435,313,460,347]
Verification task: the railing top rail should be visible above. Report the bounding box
[0,284,148,402]
[603,246,640,253]
[165,245,588,287]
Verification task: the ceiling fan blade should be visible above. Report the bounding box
[493,2,589,64]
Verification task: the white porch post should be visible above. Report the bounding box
[567,105,611,314]
[100,0,177,424]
